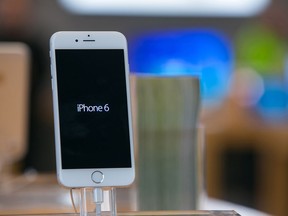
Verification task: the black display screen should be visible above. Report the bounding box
[55,49,132,169]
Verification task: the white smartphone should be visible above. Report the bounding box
[50,31,135,188]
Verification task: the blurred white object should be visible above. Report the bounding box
[0,42,30,172]
[59,0,271,16]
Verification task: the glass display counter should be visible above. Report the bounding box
[0,211,240,216]
[0,174,240,216]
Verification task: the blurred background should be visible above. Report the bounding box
[0,0,288,215]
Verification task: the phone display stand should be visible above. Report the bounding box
[79,187,117,216]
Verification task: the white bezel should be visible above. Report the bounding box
[50,31,135,188]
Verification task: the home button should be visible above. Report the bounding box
[91,171,104,184]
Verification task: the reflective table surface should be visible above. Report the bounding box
[0,174,239,216]
[0,211,240,216]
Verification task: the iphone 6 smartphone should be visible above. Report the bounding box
[50,31,135,188]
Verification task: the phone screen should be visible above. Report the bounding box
[55,49,132,169]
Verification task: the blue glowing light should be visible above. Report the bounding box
[257,77,288,120]
[129,29,234,104]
